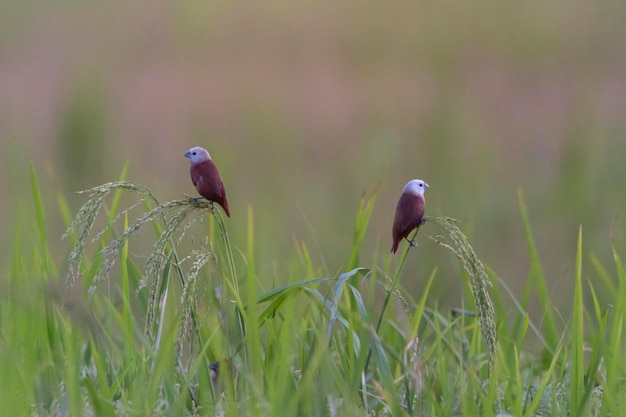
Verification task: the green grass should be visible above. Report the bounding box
[1,168,624,417]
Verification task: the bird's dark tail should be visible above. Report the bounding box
[220,198,231,217]
[391,241,399,253]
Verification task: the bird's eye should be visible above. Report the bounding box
[192,152,196,155]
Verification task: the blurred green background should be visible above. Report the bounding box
[1,0,625,315]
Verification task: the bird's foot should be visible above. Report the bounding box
[190,196,203,207]
[404,237,417,248]
[420,218,427,225]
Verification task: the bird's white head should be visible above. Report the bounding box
[403,179,429,196]
[184,146,211,164]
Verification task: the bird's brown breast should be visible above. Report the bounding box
[189,159,230,217]
[393,193,425,235]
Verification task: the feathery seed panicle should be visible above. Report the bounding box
[63,180,231,391]
[175,250,213,363]
[63,181,158,284]
[425,216,497,366]
[62,181,218,293]
[143,202,201,335]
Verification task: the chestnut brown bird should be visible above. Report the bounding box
[184,146,230,217]
[391,179,429,253]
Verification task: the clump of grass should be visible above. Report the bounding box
[44,176,623,416]
[425,216,497,366]
[62,180,227,346]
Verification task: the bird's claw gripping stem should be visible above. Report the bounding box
[404,237,417,248]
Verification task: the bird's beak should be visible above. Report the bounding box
[184,151,191,159]
[425,183,430,189]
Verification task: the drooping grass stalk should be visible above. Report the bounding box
[63,180,232,378]
[142,201,196,336]
[175,249,212,363]
[373,214,496,369]
[63,180,157,284]
[426,216,497,367]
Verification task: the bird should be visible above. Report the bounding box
[184,146,230,217]
[391,179,429,253]
[209,357,234,394]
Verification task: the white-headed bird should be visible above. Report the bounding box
[184,146,230,217]
[391,179,429,253]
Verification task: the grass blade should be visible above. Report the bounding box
[570,225,584,414]
[518,189,558,350]
[346,188,377,271]
[30,162,57,277]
